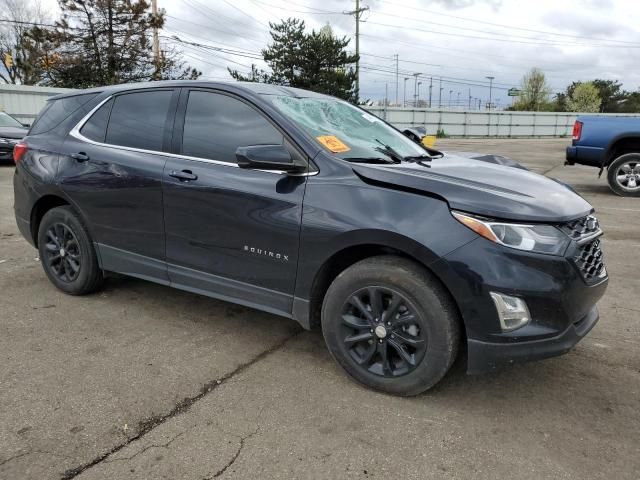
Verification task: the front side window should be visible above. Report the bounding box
[181,91,283,162]
[268,95,426,161]
[105,90,173,151]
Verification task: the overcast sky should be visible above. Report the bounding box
[43,0,640,107]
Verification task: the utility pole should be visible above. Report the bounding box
[468,89,472,109]
[417,81,422,106]
[448,89,453,108]
[486,76,495,110]
[457,91,461,108]
[394,54,399,106]
[344,1,369,100]
[403,77,408,107]
[152,0,160,79]
[412,72,421,107]
[428,77,433,108]
[438,77,442,108]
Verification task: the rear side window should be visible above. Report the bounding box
[181,91,283,162]
[105,90,173,151]
[80,98,113,143]
[30,93,98,135]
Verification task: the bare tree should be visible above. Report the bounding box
[0,0,51,84]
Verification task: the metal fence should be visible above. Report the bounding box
[365,106,640,138]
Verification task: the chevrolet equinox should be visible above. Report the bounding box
[13,81,608,395]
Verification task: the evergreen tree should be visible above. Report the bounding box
[229,18,358,102]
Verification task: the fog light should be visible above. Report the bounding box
[489,292,531,332]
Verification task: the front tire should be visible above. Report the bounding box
[37,206,104,295]
[607,153,640,197]
[321,256,460,396]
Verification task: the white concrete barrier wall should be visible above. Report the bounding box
[365,106,640,138]
[0,84,639,136]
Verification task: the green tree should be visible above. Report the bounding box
[229,18,359,102]
[566,82,601,112]
[42,0,199,88]
[510,68,553,111]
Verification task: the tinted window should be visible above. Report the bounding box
[105,90,173,151]
[80,98,113,143]
[182,91,283,162]
[30,93,98,135]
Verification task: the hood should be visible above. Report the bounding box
[0,126,28,139]
[352,153,592,223]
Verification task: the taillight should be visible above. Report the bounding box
[13,142,27,164]
[572,121,583,141]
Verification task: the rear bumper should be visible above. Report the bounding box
[565,145,605,167]
[467,306,599,374]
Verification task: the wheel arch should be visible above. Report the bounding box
[605,134,640,166]
[30,194,72,247]
[304,240,467,346]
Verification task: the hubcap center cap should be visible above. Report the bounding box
[374,325,387,339]
[59,248,66,257]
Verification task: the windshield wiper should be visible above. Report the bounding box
[374,139,403,163]
[374,139,435,164]
[343,156,396,164]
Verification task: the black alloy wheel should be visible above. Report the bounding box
[321,255,460,396]
[37,206,104,295]
[43,223,82,282]
[341,286,427,377]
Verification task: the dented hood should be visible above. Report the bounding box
[352,153,593,223]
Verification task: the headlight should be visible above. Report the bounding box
[452,211,570,255]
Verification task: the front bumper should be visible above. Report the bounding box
[0,146,13,162]
[429,236,608,375]
[467,306,599,374]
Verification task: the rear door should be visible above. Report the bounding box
[162,88,308,316]
[60,88,179,281]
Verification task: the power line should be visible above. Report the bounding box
[366,20,640,48]
[376,0,640,46]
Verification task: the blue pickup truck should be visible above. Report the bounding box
[566,116,640,196]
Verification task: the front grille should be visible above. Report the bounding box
[574,239,606,282]
[560,214,601,241]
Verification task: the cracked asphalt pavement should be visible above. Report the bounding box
[1,139,639,479]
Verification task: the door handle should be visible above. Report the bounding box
[71,152,90,162]
[169,169,198,182]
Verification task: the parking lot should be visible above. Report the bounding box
[1,138,638,480]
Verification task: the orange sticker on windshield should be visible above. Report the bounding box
[316,135,351,153]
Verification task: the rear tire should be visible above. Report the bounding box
[607,153,640,197]
[321,255,460,396]
[37,206,104,295]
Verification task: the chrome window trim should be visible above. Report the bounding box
[69,94,317,177]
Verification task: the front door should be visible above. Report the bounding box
[162,89,308,316]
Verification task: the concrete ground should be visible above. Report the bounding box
[0,138,638,480]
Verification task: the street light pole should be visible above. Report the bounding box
[448,89,453,108]
[486,76,495,110]
[428,77,433,108]
[403,77,409,107]
[417,81,422,106]
[457,91,461,109]
[412,72,421,107]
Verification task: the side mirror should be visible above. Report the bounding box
[236,145,304,173]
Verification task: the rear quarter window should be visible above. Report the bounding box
[30,93,98,135]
